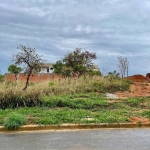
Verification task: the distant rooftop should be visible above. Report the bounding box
[41,63,54,68]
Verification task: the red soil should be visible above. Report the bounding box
[125,74,149,82]
[115,74,150,124]
[115,82,150,98]
[129,117,150,124]
[115,74,150,98]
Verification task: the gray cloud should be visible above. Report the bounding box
[0,0,150,75]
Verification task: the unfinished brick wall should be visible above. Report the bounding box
[5,73,61,82]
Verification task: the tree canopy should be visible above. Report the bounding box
[12,45,44,90]
[53,48,97,77]
[53,60,64,74]
[8,64,23,81]
[8,64,23,74]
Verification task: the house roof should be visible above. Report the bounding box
[41,63,54,68]
[89,65,99,70]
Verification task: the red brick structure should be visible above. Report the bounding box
[5,73,61,82]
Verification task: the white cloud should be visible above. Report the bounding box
[0,0,150,75]
[75,25,83,32]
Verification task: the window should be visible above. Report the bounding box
[47,68,49,73]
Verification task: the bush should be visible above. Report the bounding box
[4,113,26,130]
[0,74,5,82]
[92,78,129,93]
[49,81,56,86]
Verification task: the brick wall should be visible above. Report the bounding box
[5,73,61,82]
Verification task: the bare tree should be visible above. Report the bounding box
[118,56,129,78]
[12,45,44,90]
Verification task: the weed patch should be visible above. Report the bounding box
[0,76,130,109]
[4,113,26,130]
[141,110,150,118]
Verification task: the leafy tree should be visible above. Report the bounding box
[62,48,97,75]
[8,64,23,81]
[61,66,73,78]
[53,60,64,74]
[88,70,101,76]
[108,70,120,79]
[12,45,44,90]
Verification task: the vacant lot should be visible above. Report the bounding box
[0,76,150,127]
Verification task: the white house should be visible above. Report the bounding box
[89,65,100,72]
[39,63,100,74]
[39,63,54,73]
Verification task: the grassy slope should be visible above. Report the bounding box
[0,92,150,125]
[0,76,149,126]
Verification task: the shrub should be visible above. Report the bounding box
[4,113,26,130]
[49,81,56,86]
[0,74,5,82]
[92,78,129,93]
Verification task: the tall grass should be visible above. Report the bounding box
[0,76,130,109]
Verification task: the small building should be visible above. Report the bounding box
[39,63,100,74]
[39,63,54,73]
[89,65,100,72]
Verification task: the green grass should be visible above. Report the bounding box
[0,92,150,127]
[126,98,146,107]
[1,75,150,129]
[141,110,150,118]
[4,113,26,130]
[41,93,108,109]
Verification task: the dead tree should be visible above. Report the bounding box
[118,56,129,78]
[12,45,44,90]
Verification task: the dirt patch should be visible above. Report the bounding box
[129,117,150,124]
[115,82,150,98]
[107,100,121,103]
[125,74,149,82]
[105,74,150,98]
[27,116,39,125]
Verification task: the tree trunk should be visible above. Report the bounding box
[23,72,32,91]
[15,74,17,81]
[127,65,129,77]
[15,73,19,81]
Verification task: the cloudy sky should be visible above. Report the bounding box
[0,0,150,75]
